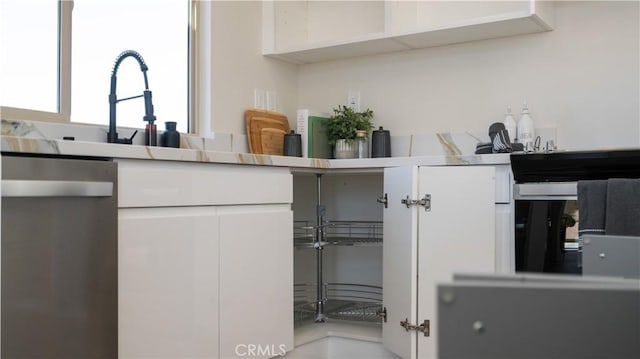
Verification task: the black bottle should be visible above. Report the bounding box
[161,121,180,148]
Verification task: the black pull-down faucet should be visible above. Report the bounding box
[108,50,156,144]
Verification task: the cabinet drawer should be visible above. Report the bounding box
[117,160,292,208]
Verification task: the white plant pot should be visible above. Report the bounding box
[334,139,357,159]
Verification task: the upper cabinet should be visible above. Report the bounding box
[263,0,555,64]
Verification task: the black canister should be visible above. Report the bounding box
[283,130,302,157]
[371,126,391,158]
[161,121,180,148]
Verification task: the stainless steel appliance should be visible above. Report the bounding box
[583,234,640,279]
[511,149,640,274]
[438,273,640,358]
[1,154,117,358]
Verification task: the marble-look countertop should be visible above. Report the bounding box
[1,134,510,170]
[1,119,511,171]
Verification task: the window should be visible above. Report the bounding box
[0,0,192,133]
[0,0,60,115]
[72,0,189,132]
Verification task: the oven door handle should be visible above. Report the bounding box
[514,182,577,200]
[1,180,113,198]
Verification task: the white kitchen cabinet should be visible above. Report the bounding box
[292,173,384,326]
[382,166,495,359]
[117,159,293,358]
[117,160,291,208]
[263,0,554,64]
[118,207,220,358]
[292,165,497,358]
[218,206,294,359]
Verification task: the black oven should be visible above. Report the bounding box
[511,149,640,275]
[514,182,578,273]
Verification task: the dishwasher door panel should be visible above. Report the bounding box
[1,155,117,359]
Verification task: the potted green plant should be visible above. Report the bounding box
[324,105,374,159]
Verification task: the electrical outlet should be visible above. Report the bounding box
[254,88,266,109]
[347,91,360,112]
[266,91,277,111]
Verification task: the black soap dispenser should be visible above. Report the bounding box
[161,121,180,148]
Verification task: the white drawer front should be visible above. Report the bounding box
[117,160,292,208]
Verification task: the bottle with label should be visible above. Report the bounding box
[503,106,516,143]
[517,102,535,151]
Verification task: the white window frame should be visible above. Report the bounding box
[192,0,210,137]
[0,1,71,123]
[0,0,202,134]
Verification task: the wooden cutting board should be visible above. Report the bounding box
[260,128,287,155]
[245,109,290,155]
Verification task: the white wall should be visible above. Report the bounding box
[296,1,640,150]
[210,1,298,135]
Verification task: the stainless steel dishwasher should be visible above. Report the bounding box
[1,154,117,358]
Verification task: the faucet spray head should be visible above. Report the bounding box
[143,90,156,123]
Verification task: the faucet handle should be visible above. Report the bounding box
[113,130,137,145]
[124,130,138,144]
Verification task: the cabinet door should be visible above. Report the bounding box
[417,166,495,358]
[218,205,293,358]
[118,207,219,359]
[382,166,420,359]
[382,166,495,359]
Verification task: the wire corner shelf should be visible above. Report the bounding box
[294,220,383,248]
[294,283,383,324]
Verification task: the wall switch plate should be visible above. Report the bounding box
[266,91,277,111]
[347,91,360,112]
[254,88,266,109]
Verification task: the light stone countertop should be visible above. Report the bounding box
[1,134,510,171]
[1,119,511,171]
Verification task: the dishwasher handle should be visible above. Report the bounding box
[2,180,113,198]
